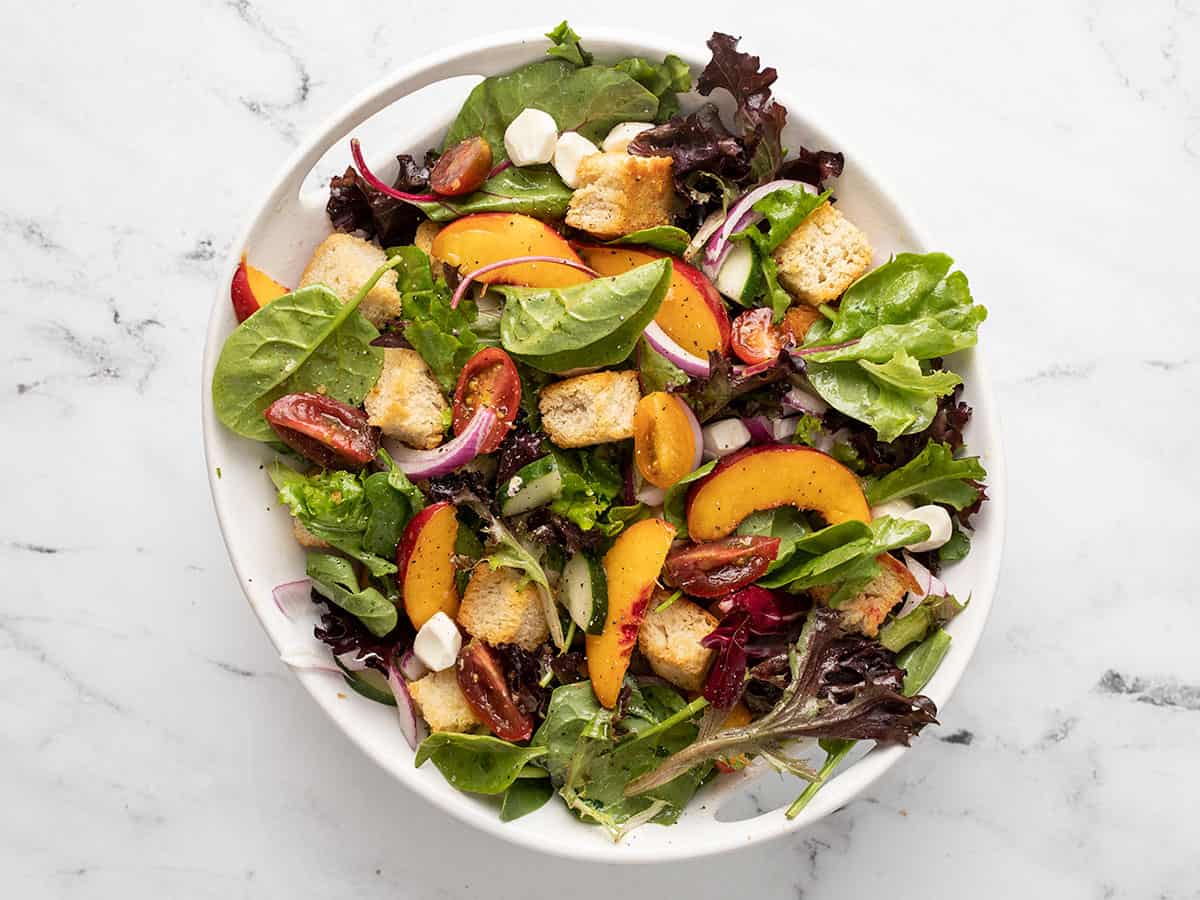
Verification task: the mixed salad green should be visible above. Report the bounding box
[211,24,989,841]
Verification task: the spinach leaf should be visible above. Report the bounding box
[864,441,987,511]
[362,450,426,559]
[444,59,658,159]
[306,552,398,637]
[414,733,548,794]
[607,225,692,256]
[498,259,672,372]
[879,592,965,653]
[418,166,575,222]
[736,507,812,572]
[662,460,717,538]
[545,21,592,67]
[636,339,689,393]
[550,448,623,532]
[500,777,554,821]
[612,54,691,122]
[212,284,382,442]
[898,628,952,695]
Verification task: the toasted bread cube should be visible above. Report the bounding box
[413,221,444,280]
[638,595,718,692]
[565,153,675,239]
[771,202,872,306]
[363,348,448,450]
[811,554,919,637]
[408,669,480,733]
[539,370,640,448]
[299,233,402,327]
[457,564,549,651]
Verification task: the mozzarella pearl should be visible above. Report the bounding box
[503,108,558,166]
[601,121,655,153]
[412,611,462,672]
[553,131,600,188]
[702,419,752,457]
[901,504,954,553]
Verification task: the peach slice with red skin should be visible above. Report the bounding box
[431,213,590,288]
[574,245,731,357]
[230,256,289,322]
[586,517,677,708]
[686,445,871,542]
[396,501,460,629]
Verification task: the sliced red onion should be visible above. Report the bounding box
[731,358,778,378]
[636,483,666,506]
[772,417,800,442]
[272,579,312,621]
[782,387,828,415]
[280,651,341,674]
[336,651,370,673]
[485,159,513,180]
[383,408,497,479]
[643,321,710,377]
[703,180,816,275]
[398,648,428,681]
[350,139,441,203]
[897,551,948,618]
[387,663,426,751]
[686,208,727,262]
[449,256,598,309]
[741,416,774,444]
[679,397,705,473]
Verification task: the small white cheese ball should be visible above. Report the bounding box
[601,121,655,153]
[504,108,558,166]
[869,498,916,521]
[553,131,600,188]
[772,417,799,442]
[412,611,462,672]
[702,419,752,457]
[901,504,954,553]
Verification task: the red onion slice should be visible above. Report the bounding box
[449,256,598,309]
[782,387,828,415]
[387,663,427,751]
[741,416,774,445]
[398,648,429,682]
[898,551,948,618]
[635,483,666,506]
[643,321,711,377]
[383,408,497,479]
[680,397,705,473]
[272,579,312,621]
[350,139,441,203]
[702,179,817,275]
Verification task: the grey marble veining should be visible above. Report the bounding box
[3,0,1199,896]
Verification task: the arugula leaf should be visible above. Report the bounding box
[898,629,952,695]
[550,448,623,532]
[500,777,554,821]
[662,460,717,538]
[415,733,548,794]
[306,552,397,637]
[879,592,965,653]
[498,259,672,372]
[607,226,692,256]
[418,166,575,222]
[212,284,382,442]
[544,20,592,67]
[864,441,987,511]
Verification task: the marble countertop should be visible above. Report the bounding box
[4,0,1199,896]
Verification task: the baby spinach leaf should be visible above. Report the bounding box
[612,54,691,121]
[498,259,672,372]
[500,777,554,821]
[736,507,812,572]
[212,284,382,442]
[306,552,397,637]
[864,441,987,510]
[361,450,427,559]
[414,733,548,794]
[757,517,927,594]
[607,225,692,256]
[662,459,717,538]
[444,59,659,159]
[418,166,575,222]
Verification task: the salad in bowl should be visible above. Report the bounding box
[209,24,991,843]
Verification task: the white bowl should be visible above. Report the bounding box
[201,27,1006,862]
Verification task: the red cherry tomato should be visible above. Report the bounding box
[662,535,783,598]
[452,347,521,454]
[456,640,533,742]
[730,308,783,366]
[264,392,380,469]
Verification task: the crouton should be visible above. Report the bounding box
[363,348,448,450]
[413,221,444,280]
[457,563,548,651]
[811,554,920,637]
[538,370,640,448]
[771,202,872,306]
[291,517,330,550]
[408,669,480,733]
[638,595,718,692]
[565,153,675,239]
[299,233,402,327]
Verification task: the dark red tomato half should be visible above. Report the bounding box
[662,535,782,598]
[730,308,783,366]
[452,347,521,454]
[456,640,533,742]
[264,392,380,469]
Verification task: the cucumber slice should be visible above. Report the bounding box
[334,657,396,706]
[498,455,563,516]
[714,241,764,304]
[563,551,608,634]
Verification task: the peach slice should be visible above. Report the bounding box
[575,245,731,357]
[686,445,870,541]
[430,213,590,288]
[586,518,677,708]
[231,256,289,322]
[396,501,460,629]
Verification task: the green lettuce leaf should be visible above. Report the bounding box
[662,459,717,538]
[544,21,592,66]
[550,448,623,532]
[864,441,987,511]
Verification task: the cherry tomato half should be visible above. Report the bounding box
[633,391,700,489]
[730,308,783,366]
[662,535,783,598]
[264,392,380,469]
[452,347,521,454]
[456,640,533,742]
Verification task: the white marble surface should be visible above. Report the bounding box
[4,0,1199,895]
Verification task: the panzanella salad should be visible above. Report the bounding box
[212,24,988,839]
